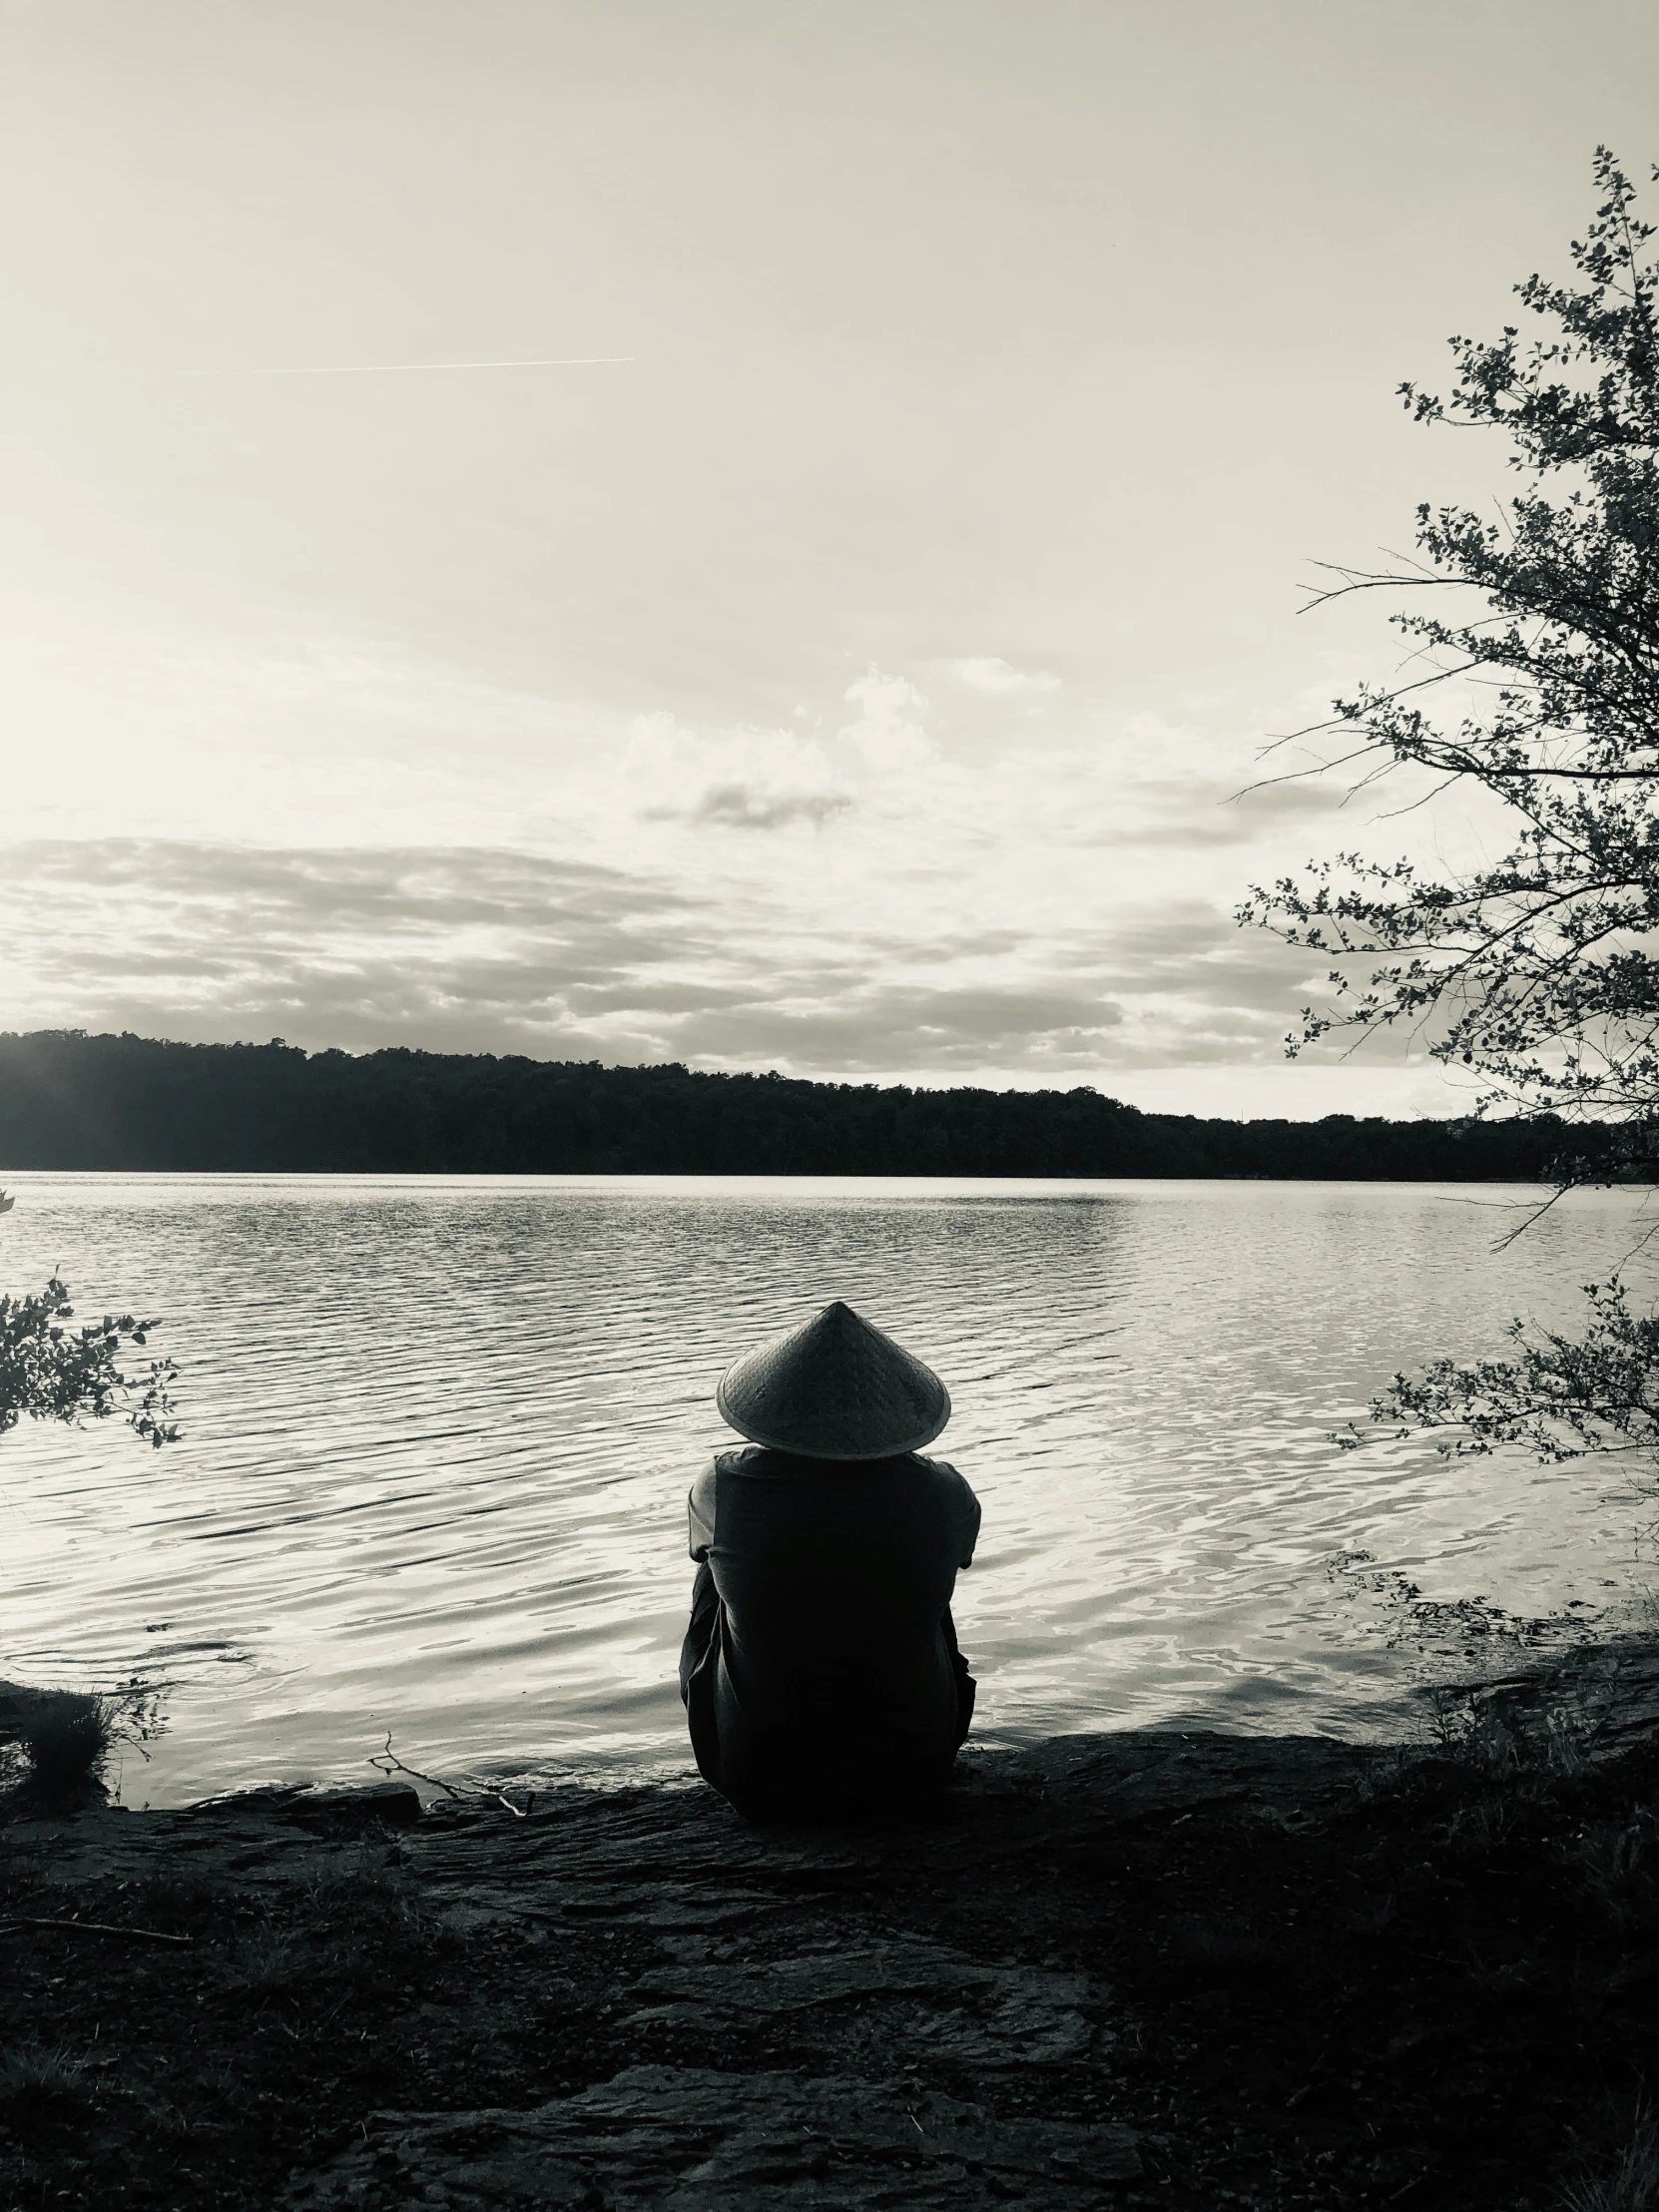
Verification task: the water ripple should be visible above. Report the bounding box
[0,1173,1653,1803]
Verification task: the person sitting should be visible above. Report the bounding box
[678,1299,981,1820]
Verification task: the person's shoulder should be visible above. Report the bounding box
[712,1443,773,1476]
[907,1451,969,1486]
[691,1445,756,1495]
[909,1451,979,1499]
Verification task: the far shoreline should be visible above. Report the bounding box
[0,1028,1617,1181]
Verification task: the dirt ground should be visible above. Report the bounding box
[3,1685,1659,2210]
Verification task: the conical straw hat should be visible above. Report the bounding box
[716,1300,951,1461]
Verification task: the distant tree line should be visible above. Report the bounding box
[0,1030,1612,1180]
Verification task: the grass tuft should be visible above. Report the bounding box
[1560,2106,1659,2211]
[227,1925,304,1994]
[0,2044,94,2127]
[299,1845,429,1935]
[1566,1818,1659,1931]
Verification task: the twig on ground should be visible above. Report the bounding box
[369,1733,462,1801]
[0,1917,192,1947]
[368,1732,538,1817]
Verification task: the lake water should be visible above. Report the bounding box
[2,1173,1655,1806]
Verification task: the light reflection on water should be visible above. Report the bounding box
[1,1173,1654,1804]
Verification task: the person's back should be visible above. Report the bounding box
[678,1303,981,1819]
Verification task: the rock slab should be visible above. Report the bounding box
[282,2064,1141,2208]
[626,1938,1106,2068]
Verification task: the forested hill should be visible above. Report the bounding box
[0,1030,1607,1180]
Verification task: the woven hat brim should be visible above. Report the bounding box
[715,1373,951,1461]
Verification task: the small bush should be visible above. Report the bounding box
[1,1677,167,1800]
[16,1691,114,1795]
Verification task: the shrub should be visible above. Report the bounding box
[14,1689,115,1796]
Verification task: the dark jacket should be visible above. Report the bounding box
[680,1444,980,1815]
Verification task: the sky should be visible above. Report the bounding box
[2,0,1656,1117]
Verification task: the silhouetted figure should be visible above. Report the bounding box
[678,1301,980,1820]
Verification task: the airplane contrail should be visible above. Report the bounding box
[239,355,635,376]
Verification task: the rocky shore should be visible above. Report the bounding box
[4,1657,1659,2210]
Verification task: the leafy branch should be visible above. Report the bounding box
[0,1193,180,1447]
[1350,1278,1659,1469]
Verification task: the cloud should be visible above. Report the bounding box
[674,979,1125,1074]
[1103,775,1352,849]
[0,836,1360,1083]
[839,667,935,768]
[625,714,854,833]
[948,657,1062,698]
[685,782,853,830]
[0,839,715,1058]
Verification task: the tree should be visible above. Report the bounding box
[1243,150,1659,1456]
[0,1193,179,1448]
[1244,149,1659,1146]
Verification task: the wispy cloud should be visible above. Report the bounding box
[0,601,1452,1101]
[687,784,854,830]
[949,657,1061,698]
[0,839,1346,1081]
